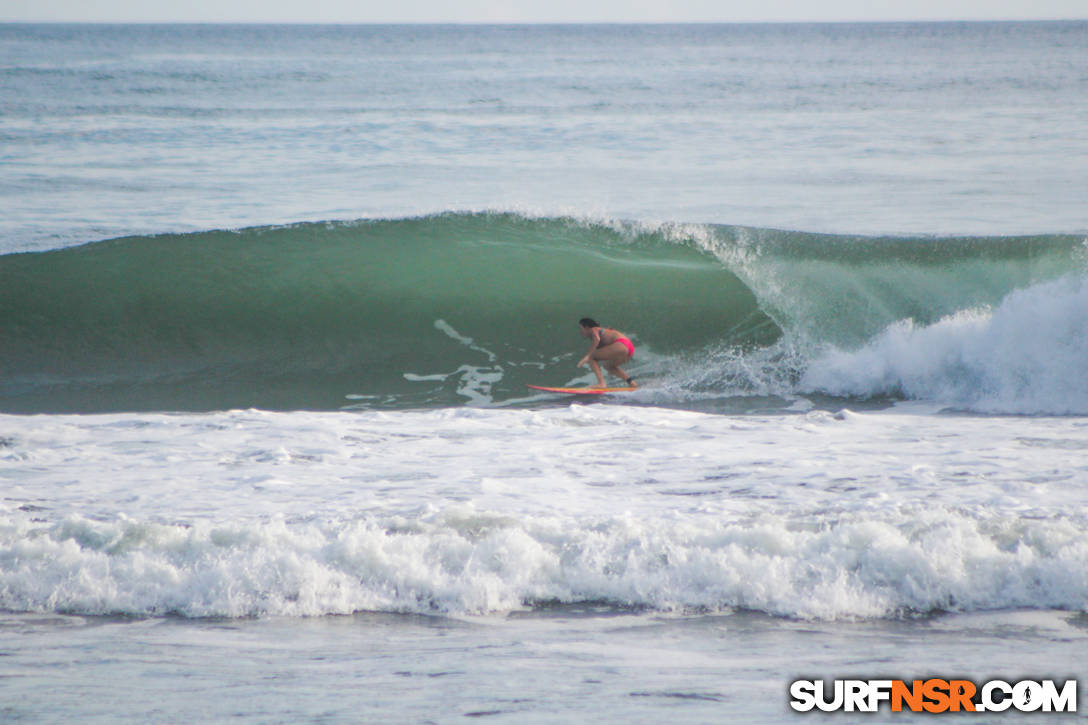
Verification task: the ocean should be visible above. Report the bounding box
[1,21,1087,722]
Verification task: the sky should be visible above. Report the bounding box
[2,0,1086,24]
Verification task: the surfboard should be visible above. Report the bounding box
[527,384,638,395]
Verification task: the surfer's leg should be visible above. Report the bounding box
[586,359,606,387]
[604,362,636,387]
[595,343,636,386]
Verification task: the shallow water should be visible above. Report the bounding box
[3,608,1085,722]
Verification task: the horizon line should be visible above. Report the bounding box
[2,18,1087,26]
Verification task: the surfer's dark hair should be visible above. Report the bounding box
[579,317,599,328]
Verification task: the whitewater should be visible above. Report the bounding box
[2,21,1087,723]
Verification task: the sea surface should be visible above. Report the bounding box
[1,22,1087,722]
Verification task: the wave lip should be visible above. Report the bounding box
[3,508,1086,620]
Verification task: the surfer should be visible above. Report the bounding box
[577,317,637,388]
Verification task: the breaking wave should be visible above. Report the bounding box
[0,212,1083,413]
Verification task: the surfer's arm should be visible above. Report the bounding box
[578,330,602,367]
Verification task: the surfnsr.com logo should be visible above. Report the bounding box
[789,679,1078,714]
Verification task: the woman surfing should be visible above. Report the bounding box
[577,317,637,388]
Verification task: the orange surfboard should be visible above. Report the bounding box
[527,384,637,395]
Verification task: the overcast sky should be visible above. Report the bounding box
[3,0,1086,24]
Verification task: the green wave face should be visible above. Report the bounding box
[0,213,774,412]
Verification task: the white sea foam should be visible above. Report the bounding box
[802,274,1088,414]
[2,406,1087,619]
[2,505,1085,619]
